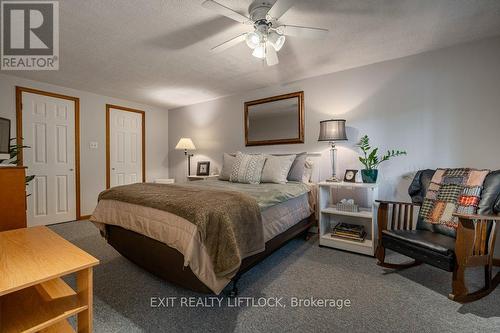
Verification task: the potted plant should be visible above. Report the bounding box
[356,135,406,183]
[0,138,35,186]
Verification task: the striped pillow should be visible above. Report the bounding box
[230,152,266,184]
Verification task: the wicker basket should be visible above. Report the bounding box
[336,202,359,212]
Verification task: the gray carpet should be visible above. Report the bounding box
[51,221,500,333]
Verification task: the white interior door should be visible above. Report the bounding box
[109,107,143,187]
[22,92,76,226]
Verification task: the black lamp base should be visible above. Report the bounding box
[185,150,194,176]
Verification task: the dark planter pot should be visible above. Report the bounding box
[361,169,378,183]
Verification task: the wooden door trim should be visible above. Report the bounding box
[15,86,82,220]
[105,104,146,189]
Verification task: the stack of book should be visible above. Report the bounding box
[332,222,366,242]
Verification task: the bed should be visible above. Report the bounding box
[91,178,317,295]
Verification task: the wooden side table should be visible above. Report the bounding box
[0,226,99,332]
[0,166,27,231]
[187,175,219,181]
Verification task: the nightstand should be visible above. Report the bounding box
[318,181,379,256]
[187,175,219,181]
[154,178,175,184]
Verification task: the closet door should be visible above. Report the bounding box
[22,92,76,225]
[107,105,144,187]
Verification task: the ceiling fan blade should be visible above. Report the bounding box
[210,33,246,53]
[278,25,328,39]
[265,43,279,66]
[267,0,297,20]
[202,0,251,24]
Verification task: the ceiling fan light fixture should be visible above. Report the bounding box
[268,31,285,51]
[245,31,261,49]
[202,0,329,66]
[252,44,266,59]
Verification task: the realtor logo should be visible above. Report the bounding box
[1,0,59,70]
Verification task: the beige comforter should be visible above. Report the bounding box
[95,183,264,278]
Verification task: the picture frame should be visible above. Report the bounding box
[0,117,11,154]
[244,91,304,146]
[196,161,210,176]
[343,169,358,182]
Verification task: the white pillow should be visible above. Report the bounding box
[219,153,235,181]
[261,154,296,184]
[229,152,266,184]
[302,159,314,183]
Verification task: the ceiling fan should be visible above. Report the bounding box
[202,0,329,66]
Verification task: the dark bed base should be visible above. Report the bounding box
[106,214,315,295]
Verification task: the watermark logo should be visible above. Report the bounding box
[1,0,59,70]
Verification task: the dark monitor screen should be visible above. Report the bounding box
[0,117,11,154]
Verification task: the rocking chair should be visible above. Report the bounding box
[375,169,500,302]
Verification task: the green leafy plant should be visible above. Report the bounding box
[357,135,407,170]
[0,138,35,185]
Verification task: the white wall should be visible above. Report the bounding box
[168,36,500,201]
[0,74,169,216]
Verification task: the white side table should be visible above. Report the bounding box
[187,175,219,181]
[318,181,379,256]
[154,178,175,184]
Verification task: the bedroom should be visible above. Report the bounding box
[0,0,499,332]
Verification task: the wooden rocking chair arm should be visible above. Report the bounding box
[453,213,500,222]
[454,213,499,262]
[376,200,421,206]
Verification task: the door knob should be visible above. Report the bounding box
[112,168,115,170]
[69,168,74,171]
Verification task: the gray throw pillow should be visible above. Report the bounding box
[230,152,266,184]
[262,154,296,184]
[219,153,235,181]
[287,152,307,182]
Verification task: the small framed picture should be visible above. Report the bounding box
[344,169,358,182]
[197,161,210,176]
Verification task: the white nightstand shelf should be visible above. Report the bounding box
[321,207,373,219]
[155,178,175,184]
[318,181,379,256]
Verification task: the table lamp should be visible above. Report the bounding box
[175,138,196,176]
[318,119,348,182]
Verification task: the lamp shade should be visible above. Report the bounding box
[318,119,348,142]
[175,138,196,150]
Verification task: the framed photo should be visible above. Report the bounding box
[197,161,210,176]
[0,117,10,154]
[343,169,358,182]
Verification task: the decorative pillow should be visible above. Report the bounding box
[302,159,314,183]
[287,152,307,182]
[219,153,235,181]
[261,154,296,184]
[230,152,266,184]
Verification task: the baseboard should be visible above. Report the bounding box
[79,215,91,220]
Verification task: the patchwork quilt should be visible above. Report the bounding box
[419,168,490,230]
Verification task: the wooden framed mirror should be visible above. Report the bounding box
[244,91,304,146]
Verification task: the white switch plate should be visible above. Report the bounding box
[89,141,98,149]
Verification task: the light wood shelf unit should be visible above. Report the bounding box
[0,226,99,333]
[1,282,86,333]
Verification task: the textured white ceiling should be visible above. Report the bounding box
[7,0,500,109]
